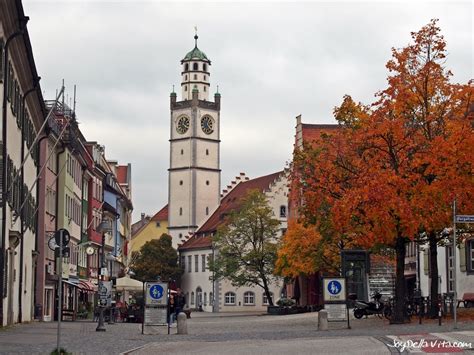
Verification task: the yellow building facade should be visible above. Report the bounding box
[130,205,169,253]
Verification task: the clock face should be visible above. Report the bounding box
[176,116,190,134]
[86,246,95,256]
[201,115,214,135]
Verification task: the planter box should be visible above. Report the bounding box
[267,306,288,315]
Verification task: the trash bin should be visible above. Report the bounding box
[34,304,43,319]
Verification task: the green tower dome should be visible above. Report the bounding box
[182,34,210,62]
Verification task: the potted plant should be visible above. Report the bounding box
[267,298,296,315]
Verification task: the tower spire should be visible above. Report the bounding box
[194,26,198,47]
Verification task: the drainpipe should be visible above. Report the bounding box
[18,78,41,323]
[0,17,28,326]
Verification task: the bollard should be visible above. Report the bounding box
[318,309,328,331]
[177,312,188,334]
[438,302,442,326]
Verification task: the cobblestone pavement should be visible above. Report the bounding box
[0,312,472,354]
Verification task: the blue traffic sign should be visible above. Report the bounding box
[149,284,164,300]
[327,280,342,295]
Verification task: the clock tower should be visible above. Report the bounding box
[168,34,221,248]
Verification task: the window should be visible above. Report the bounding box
[206,207,209,216]
[193,74,197,80]
[209,292,213,305]
[204,292,207,306]
[185,63,189,71]
[191,292,195,305]
[179,233,183,239]
[203,75,206,80]
[181,149,184,155]
[194,255,198,272]
[193,63,198,70]
[203,86,206,92]
[244,291,255,305]
[224,292,236,305]
[179,180,183,186]
[179,207,183,216]
[206,180,209,185]
[263,292,273,305]
[206,149,209,155]
[201,254,206,271]
[188,255,192,273]
[280,205,287,218]
[185,75,188,80]
[203,64,207,71]
[181,256,185,270]
[185,86,187,92]
[156,221,160,227]
[196,287,202,307]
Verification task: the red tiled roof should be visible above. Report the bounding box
[151,205,168,221]
[301,123,339,144]
[198,171,282,234]
[179,235,212,251]
[116,165,128,184]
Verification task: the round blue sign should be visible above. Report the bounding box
[149,284,164,300]
[327,280,342,295]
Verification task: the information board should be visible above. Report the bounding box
[324,303,348,321]
[144,307,168,325]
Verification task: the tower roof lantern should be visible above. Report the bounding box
[181,33,211,63]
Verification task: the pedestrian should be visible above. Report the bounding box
[169,294,176,325]
[174,288,186,320]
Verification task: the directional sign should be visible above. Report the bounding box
[456,215,474,223]
[54,229,70,247]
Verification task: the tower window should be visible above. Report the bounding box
[204,86,206,92]
[203,75,206,80]
[179,207,183,216]
[193,63,198,70]
[203,64,207,71]
[194,74,197,80]
[206,180,210,186]
[185,75,188,80]
[206,207,209,215]
[185,63,189,71]
[179,233,182,238]
[181,149,184,155]
[180,180,183,186]
[206,149,209,155]
[185,86,187,92]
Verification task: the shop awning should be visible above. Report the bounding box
[79,280,97,292]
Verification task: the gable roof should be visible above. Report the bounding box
[151,204,168,221]
[178,171,283,251]
[301,123,339,143]
[131,205,168,239]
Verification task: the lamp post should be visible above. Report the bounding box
[96,220,112,332]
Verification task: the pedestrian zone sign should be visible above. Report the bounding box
[145,282,168,306]
[323,278,346,302]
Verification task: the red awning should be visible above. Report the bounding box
[79,280,96,293]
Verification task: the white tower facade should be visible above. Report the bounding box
[168,35,221,248]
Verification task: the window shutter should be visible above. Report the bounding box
[459,241,466,272]
[423,248,429,275]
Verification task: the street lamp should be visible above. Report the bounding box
[96,220,112,332]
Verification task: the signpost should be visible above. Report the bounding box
[323,277,350,329]
[452,201,474,330]
[142,281,169,335]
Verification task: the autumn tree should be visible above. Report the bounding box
[209,190,280,306]
[281,20,473,323]
[130,234,183,282]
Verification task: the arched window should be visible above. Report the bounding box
[193,63,198,70]
[184,86,187,92]
[280,205,287,218]
[204,292,207,306]
[185,63,189,71]
[196,287,203,307]
[209,292,213,305]
[262,292,273,305]
[224,292,236,305]
[191,292,195,305]
[194,74,197,80]
[243,291,255,305]
[203,63,207,71]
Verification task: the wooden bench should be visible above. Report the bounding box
[457,293,474,308]
[61,309,76,321]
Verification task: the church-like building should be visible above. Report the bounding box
[167,34,288,312]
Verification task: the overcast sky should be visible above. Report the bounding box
[23,0,472,222]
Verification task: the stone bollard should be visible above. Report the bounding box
[177,312,188,334]
[318,309,328,331]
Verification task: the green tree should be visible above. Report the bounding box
[130,234,182,282]
[210,190,280,306]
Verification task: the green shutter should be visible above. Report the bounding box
[459,241,466,272]
[423,248,429,275]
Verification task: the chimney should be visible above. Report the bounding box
[141,213,145,221]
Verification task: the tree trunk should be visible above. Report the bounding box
[391,236,407,324]
[261,275,274,306]
[428,231,439,318]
